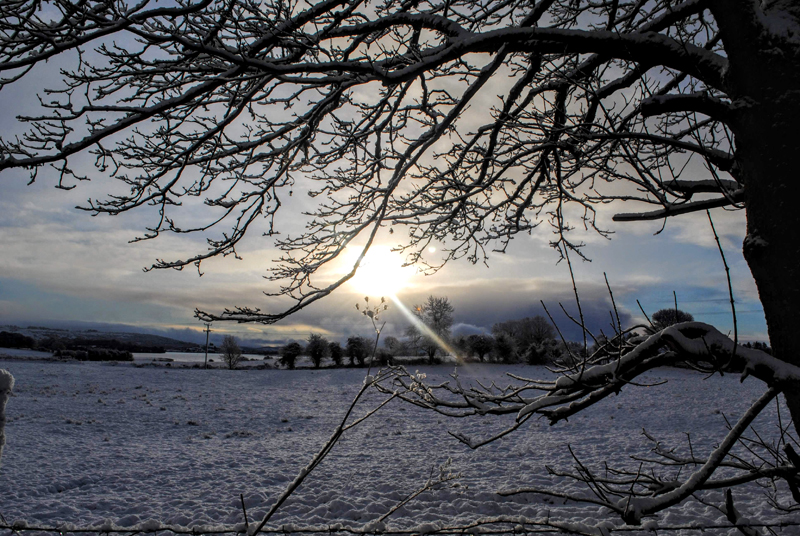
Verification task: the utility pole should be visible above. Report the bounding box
[204,323,212,369]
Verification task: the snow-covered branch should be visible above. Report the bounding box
[378,319,800,528]
[639,92,736,122]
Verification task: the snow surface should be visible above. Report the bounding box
[0,349,55,360]
[0,359,797,535]
[0,368,12,391]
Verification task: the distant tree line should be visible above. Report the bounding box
[270,303,772,369]
[2,305,773,370]
[0,331,35,349]
[66,337,166,354]
[0,331,137,361]
[272,296,566,368]
[276,334,394,370]
[54,348,134,362]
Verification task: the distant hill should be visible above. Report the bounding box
[1,324,284,355]
[0,325,203,352]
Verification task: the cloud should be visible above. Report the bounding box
[0,140,765,348]
[391,276,635,342]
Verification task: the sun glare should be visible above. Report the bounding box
[348,247,414,296]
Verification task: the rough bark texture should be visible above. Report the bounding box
[717,0,800,427]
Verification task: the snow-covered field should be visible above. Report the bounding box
[1,358,796,535]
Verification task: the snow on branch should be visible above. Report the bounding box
[381,323,799,431]
[639,92,736,122]
[376,320,800,529]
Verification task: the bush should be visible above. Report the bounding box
[383,335,411,357]
[651,308,694,330]
[492,333,516,363]
[37,336,66,353]
[523,339,577,366]
[346,336,370,366]
[87,348,133,361]
[492,316,555,361]
[306,334,329,368]
[56,348,132,361]
[467,334,494,362]
[523,342,550,365]
[55,349,86,360]
[279,342,303,369]
[376,349,393,367]
[328,341,344,366]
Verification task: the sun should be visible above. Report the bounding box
[348,246,414,296]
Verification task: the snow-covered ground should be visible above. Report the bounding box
[0,359,796,535]
[0,348,55,360]
[0,349,268,364]
[133,352,269,364]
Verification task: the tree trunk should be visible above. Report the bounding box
[723,5,800,429]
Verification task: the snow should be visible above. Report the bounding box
[0,359,797,535]
[759,2,800,46]
[0,348,54,360]
[0,368,13,391]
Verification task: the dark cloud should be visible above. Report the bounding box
[384,277,634,342]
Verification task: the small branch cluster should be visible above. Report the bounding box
[375,321,800,529]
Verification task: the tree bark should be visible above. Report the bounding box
[721,2,800,428]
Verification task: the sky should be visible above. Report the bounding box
[0,165,767,348]
[0,45,769,349]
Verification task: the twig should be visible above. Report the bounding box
[240,494,249,532]
[377,459,459,523]
[725,489,761,536]
[250,369,396,535]
[636,300,654,330]
[622,387,780,524]
[673,290,679,323]
[707,209,738,367]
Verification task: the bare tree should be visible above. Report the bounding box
[382,335,410,358]
[1,0,796,381]
[466,334,494,363]
[345,336,370,367]
[409,296,454,364]
[305,333,329,369]
[220,335,243,370]
[492,316,555,361]
[2,0,800,531]
[491,332,517,364]
[278,342,302,370]
[328,341,344,367]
